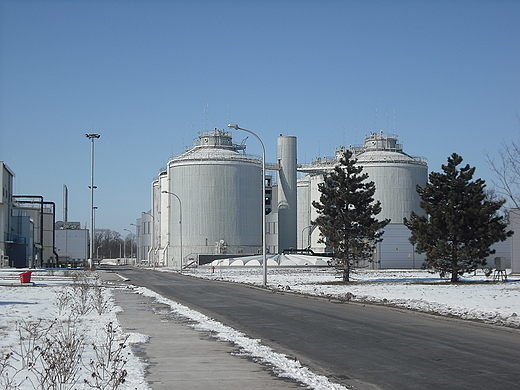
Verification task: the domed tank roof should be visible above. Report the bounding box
[350,131,427,166]
[168,128,259,164]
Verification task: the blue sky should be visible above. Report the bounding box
[1,0,519,237]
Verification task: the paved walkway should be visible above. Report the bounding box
[100,270,303,390]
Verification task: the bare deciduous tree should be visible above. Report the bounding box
[486,115,520,208]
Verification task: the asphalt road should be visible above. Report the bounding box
[112,267,520,390]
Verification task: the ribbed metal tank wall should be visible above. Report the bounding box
[277,136,297,251]
[353,131,428,223]
[358,162,427,223]
[164,130,262,267]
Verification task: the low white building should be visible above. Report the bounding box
[55,226,88,266]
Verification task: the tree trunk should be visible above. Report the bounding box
[450,270,458,283]
[343,262,350,282]
[451,244,458,282]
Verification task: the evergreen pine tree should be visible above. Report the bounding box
[312,150,390,282]
[404,153,513,282]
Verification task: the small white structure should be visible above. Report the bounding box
[209,254,328,267]
[55,228,88,266]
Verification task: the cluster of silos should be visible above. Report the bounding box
[298,131,428,268]
[151,129,263,268]
[148,127,428,269]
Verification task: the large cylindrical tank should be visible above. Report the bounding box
[165,129,262,266]
[300,131,428,255]
[354,132,428,223]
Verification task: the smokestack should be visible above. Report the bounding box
[277,135,297,251]
[63,184,68,223]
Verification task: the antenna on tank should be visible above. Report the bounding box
[386,111,389,132]
[203,104,209,132]
[393,107,397,131]
[227,104,230,125]
[374,108,378,132]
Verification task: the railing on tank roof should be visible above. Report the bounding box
[298,153,428,173]
[167,150,263,164]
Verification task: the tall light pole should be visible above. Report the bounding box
[227,124,267,286]
[93,206,98,263]
[130,223,139,265]
[123,228,131,265]
[86,133,100,269]
[161,191,183,272]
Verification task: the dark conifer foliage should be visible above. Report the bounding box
[404,153,513,282]
[312,150,390,281]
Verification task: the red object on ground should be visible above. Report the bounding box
[19,271,32,283]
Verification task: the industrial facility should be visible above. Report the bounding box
[1,162,63,268]
[1,125,514,271]
[139,128,512,270]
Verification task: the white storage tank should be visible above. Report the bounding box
[163,129,262,267]
[352,131,428,223]
[298,131,428,262]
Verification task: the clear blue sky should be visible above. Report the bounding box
[1,0,519,237]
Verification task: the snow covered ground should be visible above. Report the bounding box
[1,266,519,390]
[0,270,149,390]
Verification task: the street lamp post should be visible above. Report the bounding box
[130,223,139,265]
[227,124,267,286]
[123,228,131,265]
[96,245,102,265]
[161,191,183,272]
[86,133,100,269]
[93,206,98,265]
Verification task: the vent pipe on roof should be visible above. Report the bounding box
[63,184,68,223]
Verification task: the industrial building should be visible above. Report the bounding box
[0,162,15,267]
[54,185,89,266]
[1,162,60,268]
[139,128,512,270]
